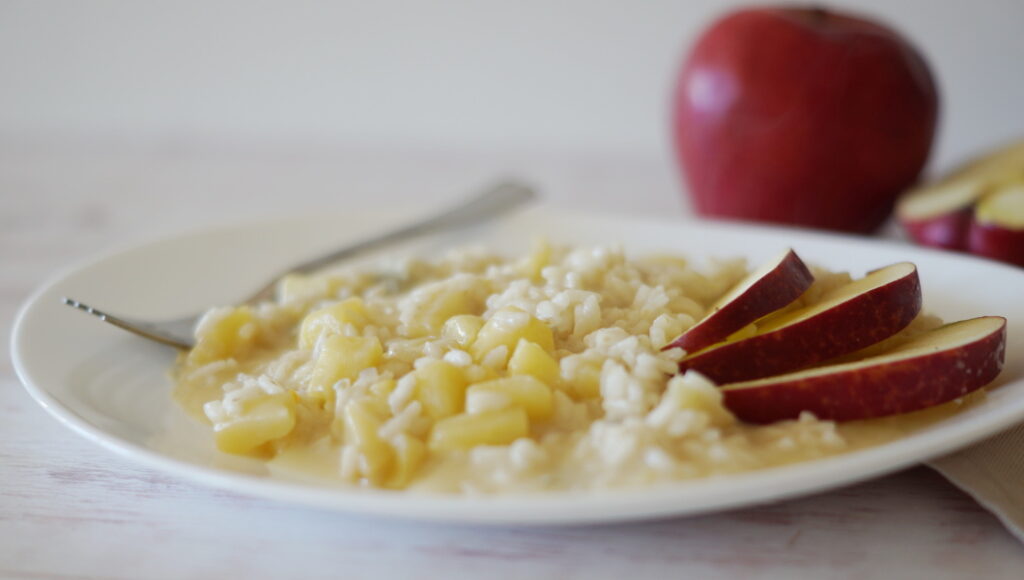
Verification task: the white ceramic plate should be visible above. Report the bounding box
[11,207,1024,525]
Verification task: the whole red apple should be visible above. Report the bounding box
[673,7,939,233]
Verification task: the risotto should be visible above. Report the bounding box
[172,241,965,493]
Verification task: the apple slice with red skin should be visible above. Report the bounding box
[678,262,921,383]
[664,249,814,353]
[898,140,1024,251]
[719,316,1007,424]
[897,180,977,251]
[967,185,1024,267]
[901,209,972,251]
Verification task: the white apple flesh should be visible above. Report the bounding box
[720,316,1007,423]
[665,249,814,353]
[679,262,921,383]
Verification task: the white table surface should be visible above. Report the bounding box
[4,138,1023,579]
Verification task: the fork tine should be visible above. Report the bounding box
[61,297,195,350]
[62,297,108,320]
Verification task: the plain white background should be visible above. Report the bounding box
[3,0,1024,172]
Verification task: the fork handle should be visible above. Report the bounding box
[243,179,537,303]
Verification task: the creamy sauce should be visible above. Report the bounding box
[171,244,983,494]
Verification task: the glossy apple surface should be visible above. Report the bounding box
[674,7,938,233]
[665,248,813,353]
[721,316,1007,423]
[679,262,921,383]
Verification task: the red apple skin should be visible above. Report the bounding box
[721,317,1007,423]
[674,7,939,233]
[679,265,922,383]
[967,221,1024,267]
[900,208,972,251]
[665,249,814,353]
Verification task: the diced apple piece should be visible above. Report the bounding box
[721,316,1007,423]
[277,273,345,304]
[568,361,602,400]
[470,308,555,365]
[342,398,394,485]
[464,388,512,415]
[428,407,529,451]
[464,363,501,384]
[518,237,552,280]
[442,314,484,348]
[466,375,554,420]
[413,360,469,420]
[188,306,258,365]
[311,335,383,390]
[342,398,385,445]
[369,378,398,399]
[680,262,921,383]
[388,433,427,489]
[330,389,388,438]
[507,339,561,385]
[211,392,296,454]
[967,185,1024,267]
[403,286,480,338]
[299,297,369,349]
[665,249,814,352]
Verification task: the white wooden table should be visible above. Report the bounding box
[4,139,1023,579]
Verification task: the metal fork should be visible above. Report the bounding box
[62,179,537,350]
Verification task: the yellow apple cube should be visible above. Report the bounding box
[342,398,384,445]
[388,433,427,489]
[519,237,552,281]
[564,359,602,400]
[343,398,394,484]
[413,360,469,420]
[428,407,529,452]
[311,334,383,390]
[442,314,484,348]
[405,290,478,338]
[299,297,369,349]
[330,391,387,439]
[463,363,501,385]
[188,306,258,365]
[277,273,345,304]
[507,339,561,386]
[674,381,735,428]
[369,378,398,399]
[300,380,335,411]
[470,308,554,365]
[212,392,296,454]
[466,376,553,421]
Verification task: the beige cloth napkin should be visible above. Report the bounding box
[928,422,1024,543]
